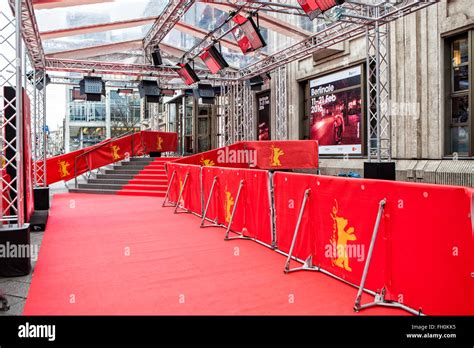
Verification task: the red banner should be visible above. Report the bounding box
[245,140,319,170]
[273,172,474,315]
[174,140,318,170]
[40,131,178,185]
[141,131,178,154]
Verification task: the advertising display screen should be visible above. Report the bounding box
[309,65,363,155]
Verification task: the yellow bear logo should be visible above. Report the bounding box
[200,157,215,166]
[157,136,163,151]
[329,199,357,272]
[224,187,235,223]
[58,160,70,178]
[111,145,121,160]
[269,145,284,167]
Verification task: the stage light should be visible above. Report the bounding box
[246,73,271,91]
[79,76,105,102]
[199,45,229,74]
[26,71,50,91]
[193,83,215,105]
[177,62,200,86]
[151,49,163,67]
[232,14,266,55]
[138,80,161,103]
[297,0,345,20]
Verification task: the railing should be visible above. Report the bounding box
[74,130,138,189]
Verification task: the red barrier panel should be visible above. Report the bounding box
[174,140,318,170]
[202,166,272,245]
[40,131,178,185]
[273,173,387,291]
[166,163,202,215]
[273,172,474,315]
[141,131,178,154]
[245,140,318,170]
[174,143,249,168]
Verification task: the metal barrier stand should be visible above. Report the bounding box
[162,170,177,207]
[224,179,250,241]
[283,189,318,273]
[174,171,190,214]
[200,176,219,228]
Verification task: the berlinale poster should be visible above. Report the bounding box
[309,66,362,155]
[257,91,271,140]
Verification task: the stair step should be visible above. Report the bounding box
[128,179,168,185]
[119,162,149,167]
[130,157,155,162]
[117,190,166,197]
[78,183,124,190]
[96,174,135,180]
[69,188,118,195]
[105,169,140,175]
[122,184,167,191]
[139,169,167,174]
[113,165,147,171]
[133,174,169,180]
[88,179,130,185]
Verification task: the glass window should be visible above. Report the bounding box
[447,34,471,156]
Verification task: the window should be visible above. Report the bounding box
[447,33,471,156]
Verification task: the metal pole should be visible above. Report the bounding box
[174,171,189,214]
[42,76,47,185]
[354,198,386,311]
[224,179,244,240]
[284,188,310,273]
[15,0,24,227]
[200,176,217,227]
[162,170,176,207]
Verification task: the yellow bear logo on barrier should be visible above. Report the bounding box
[224,187,235,223]
[111,145,121,160]
[269,145,284,167]
[330,199,357,272]
[157,136,163,151]
[200,157,215,166]
[58,160,70,178]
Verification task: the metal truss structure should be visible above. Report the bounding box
[366,18,391,161]
[0,0,25,226]
[24,56,47,186]
[143,0,195,62]
[275,66,288,140]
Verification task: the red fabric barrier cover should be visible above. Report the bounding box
[273,173,386,291]
[245,140,318,170]
[174,140,318,170]
[166,163,202,215]
[141,131,178,154]
[201,166,272,245]
[273,172,474,315]
[174,143,249,168]
[40,131,178,185]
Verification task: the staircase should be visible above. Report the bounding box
[70,157,176,197]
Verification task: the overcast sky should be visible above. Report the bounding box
[46,85,66,131]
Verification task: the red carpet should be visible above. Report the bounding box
[24,193,406,315]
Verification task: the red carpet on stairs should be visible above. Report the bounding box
[23,193,406,315]
[117,157,176,198]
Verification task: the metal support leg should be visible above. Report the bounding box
[224,180,248,241]
[200,176,219,228]
[352,198,421,315]
[284,189,317,273]
[0,291,9,312]
[174,171,190,214]
[162,170,176,207]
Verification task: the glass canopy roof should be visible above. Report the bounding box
[34,0,323,70]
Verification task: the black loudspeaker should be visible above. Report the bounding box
[149,151,162,157]
[30,210,48,233]
[193,83,215,104]
[33,187,49,211]
[364,162,396,181]
[151,50,163,66]
[79,77,105,101]
[0,224,31,277]
[138,80,161,103]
